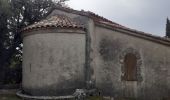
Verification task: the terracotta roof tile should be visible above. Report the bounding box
[21,14,85,32]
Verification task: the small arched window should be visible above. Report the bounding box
[124,53,137,81]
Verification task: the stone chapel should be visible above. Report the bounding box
[18,6,170,100]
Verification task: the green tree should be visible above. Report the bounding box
[0,0,68,84]
[166,18,170,37]
[0,0,12,84]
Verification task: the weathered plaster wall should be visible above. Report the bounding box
[22,30,86,96]
[92,26,170,100]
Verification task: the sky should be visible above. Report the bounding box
[66,0,170,36]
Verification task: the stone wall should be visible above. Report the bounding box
[22,29,86,96]
[91,25,170,100]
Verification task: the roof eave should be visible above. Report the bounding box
[95,21,170,47]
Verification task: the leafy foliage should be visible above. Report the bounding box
[0,0,68,84]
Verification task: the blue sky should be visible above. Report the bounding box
[66,0,170,36]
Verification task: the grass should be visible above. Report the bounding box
[87,96,103,100]
[114,97,137,100]
[0,94,21,100]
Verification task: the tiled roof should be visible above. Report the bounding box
[21,14,85,32]
[52,6,170,45]
[22,6,170,45]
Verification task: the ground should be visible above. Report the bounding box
[0,94,21,100]
[0,95,136,100]
[0,95,169,100]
